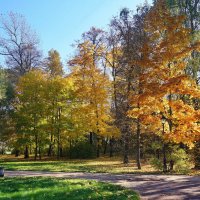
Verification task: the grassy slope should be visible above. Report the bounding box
[0,177,139,200]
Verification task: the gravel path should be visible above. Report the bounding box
[4,170,200,200]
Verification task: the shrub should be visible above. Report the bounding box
[170,147,191,173]
[150,157,163,171]
[150,146,191,173]
[67,140,97,159]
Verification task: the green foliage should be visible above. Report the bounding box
[46,49,63,76]
[150,158,163,171]
[0,68,15,150]
[171,147,191,173]
[0,177,139,200]
[150,146,191,173]
[67,140,97,159]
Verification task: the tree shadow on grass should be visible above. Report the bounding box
[0,177,139,200]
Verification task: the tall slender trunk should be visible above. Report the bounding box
[39,146,42,160]
[69,139,72,159]
[57,107,61,159]
[95,101,100,158]
[29,144,32,154]
[163,65,173,173]
[34,134,38,160]
[123,74,132,165]
[15,149,20,157]
[34,114,38,160]
[162,122,167,173]
[194,141,200,169]
[48,133,54,157]
[123,122,129,164]
[48,117,54,157]
[89,132,93,144]
[24,145,29,159]
[136,118,141,169]
[48,144,52,157]
[57,130,60,159]
[109,137,114,157]
[103,138,108,155]
[96,136,100,158]
[60,146,63,157]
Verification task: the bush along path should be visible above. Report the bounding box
[5,170,200,200]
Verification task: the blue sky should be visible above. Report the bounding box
[0,0,152,64]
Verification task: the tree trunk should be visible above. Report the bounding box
[15,149,20,157]
[89,132,93,144]
[57,134,60,159]
[48,133,54,157]
[48,144,52,157]
[123,74,132,165]
[162,123,167,173]
[57,107,61,160]
[194,141,200,169]
[69,139,72,159]
[29,144,32,154]
[60,146,63,157]
[163,143,167,173]
[109,137,114,157]
[24,145,29,159]
[136,119,141,169]
[34,134,38,161]
[39,146,42,160]
[169,160,174,171]
[96,137,100,158]
[34,115,38,160]
[123,124,129,164]
[103,138,108,155]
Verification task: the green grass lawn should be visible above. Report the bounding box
[0,155,199,175]
[0,156,157,174]
[0,177,139,200]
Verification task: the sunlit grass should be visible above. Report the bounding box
[0,177,139,200]
[0,155,157,174]
[0,155,199,175]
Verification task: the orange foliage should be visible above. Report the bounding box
[129,0,200,146]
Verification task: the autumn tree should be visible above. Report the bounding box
[15,70,47,160]
[109,4,149,165]
[129,0,200,172]
[109,8,135,164]
[44,76,74,159]
[0,12,41,78]
[167,0,200,168]
[69,41,119,157]
[82,27,105,58]
[102,29,122,156]
[42,49,64,157]
[83,27,118,147]
[83,27,121,155]
[44,49,63,76]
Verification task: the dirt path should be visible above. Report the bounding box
[5,170,200,200]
